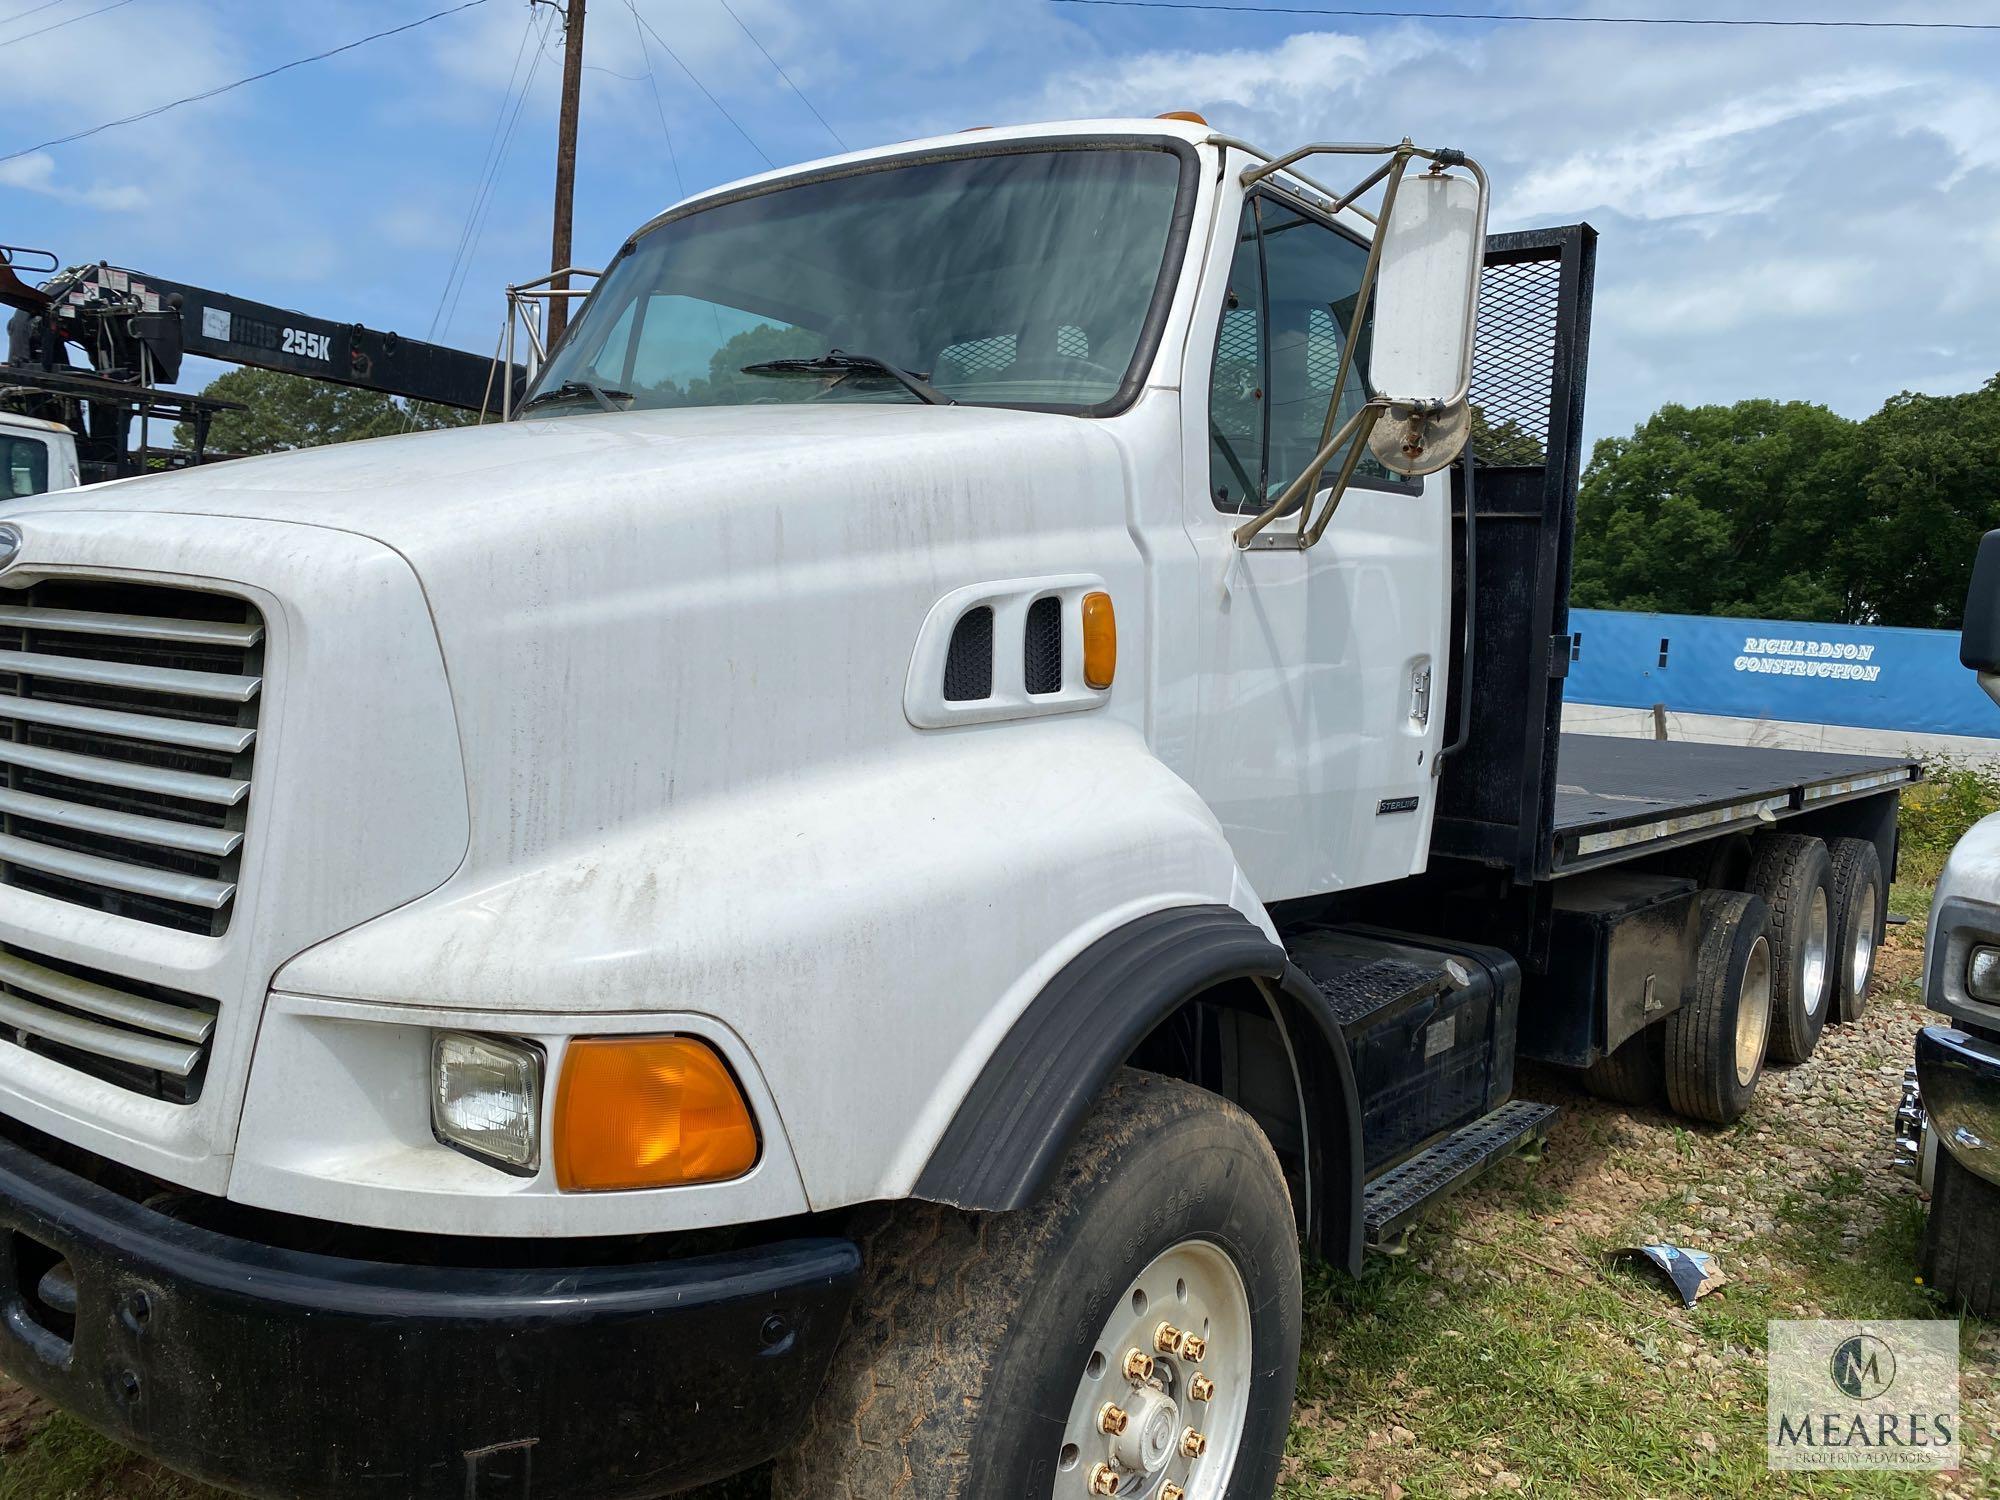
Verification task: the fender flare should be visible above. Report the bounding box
[912,904,1366,1272]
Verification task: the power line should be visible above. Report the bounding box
[629,2,774,167]
[427,6,542,341]
[0,0,80,27]
[0,0,495,164]
[1048,0,2000,30]
[1,0,138,48]
[440,5,556,338]
[626,0,686,199]
[712,0,845,149]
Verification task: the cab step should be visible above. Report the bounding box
[1362,1099,1558,1253]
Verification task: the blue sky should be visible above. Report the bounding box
[6,0,1999,451]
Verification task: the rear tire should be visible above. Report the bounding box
[1921,1144,2000,1318]
[1583,1024,1664,1106]
[1663,890,1772,1125]
[1827,837,1884,1024]
[774,1069,1301,1500]
[1743,834,1835,1064]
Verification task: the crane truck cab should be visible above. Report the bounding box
[0,117,1912,1500]
[0,411,78,500]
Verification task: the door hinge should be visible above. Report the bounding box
[1549,633,1573,679]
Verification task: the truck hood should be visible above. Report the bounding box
[19,399,1146,878]
[11,403,1113,551]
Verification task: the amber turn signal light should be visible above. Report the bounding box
[1083,591,1116,689]
[554,1036,759,1192]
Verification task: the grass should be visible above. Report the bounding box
[3,792,1998,1498]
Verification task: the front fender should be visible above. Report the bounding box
[269,717,1266,1217]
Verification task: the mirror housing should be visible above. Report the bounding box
[1962,530,2000,706]
[1365,166,1486,476]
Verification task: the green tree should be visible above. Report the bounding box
[173,367,478,456]
[1573,378,2000,628]
[1831,375,2000,629]
[1571,399,1861,621]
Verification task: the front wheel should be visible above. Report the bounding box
[775,1069,1301,1500]
[1921,1143,2000,1319]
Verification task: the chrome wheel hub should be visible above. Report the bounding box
[1802,887,1831,1017]
[1736,933,1773,1088]
[1852,886,1877,996]
[1059,1238,1251,1498]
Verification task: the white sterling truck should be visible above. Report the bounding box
[0,117,1916,1499]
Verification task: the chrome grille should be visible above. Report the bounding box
[0,581,262,934]
[0,941,217,1102]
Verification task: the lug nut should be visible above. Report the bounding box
[1180,1426,1208,1459]
[1154,1321,1184,1355]
[1161,1487,1186,1500]
[1098,1402,1129,1436]
[1088,1463,1121,1495]
[1189,1374,1216,1402]
[1177,1331,1207,1362]
[1122,1348,1154,1382]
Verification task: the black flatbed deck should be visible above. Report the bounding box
[1549,733,1919,873]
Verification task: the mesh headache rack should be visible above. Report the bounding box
[0,580,262,935]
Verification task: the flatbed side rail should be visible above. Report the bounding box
[1550,754,1920,875]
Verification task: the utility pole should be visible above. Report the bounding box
[547,0,586,347]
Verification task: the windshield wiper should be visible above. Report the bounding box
[739,350,953,406]
[519,378,633,415]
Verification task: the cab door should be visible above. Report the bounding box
[1177,187,1448,904]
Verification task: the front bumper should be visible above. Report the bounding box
[0,1132,859,1498]
[1915,1023,2000,1190]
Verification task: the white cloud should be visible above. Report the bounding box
[1029,17,2000,444]
[0,153,147,212]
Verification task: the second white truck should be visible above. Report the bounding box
[0,116,1913,1498]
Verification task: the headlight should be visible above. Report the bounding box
[1968,946,2000,1005]
[431,1032,544,1175]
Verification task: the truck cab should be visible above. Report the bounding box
[0,411,78,500]
[0,118,1911,1500]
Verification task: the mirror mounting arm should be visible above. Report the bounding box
[1221,135,1489,549]
[1233,142,1417,550]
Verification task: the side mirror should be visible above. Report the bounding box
[1365,167,1486,476]
[1962,530,2000,706]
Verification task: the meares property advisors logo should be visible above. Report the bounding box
[1768,1320,1959,1471]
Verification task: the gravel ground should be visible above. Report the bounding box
[0,894,1991,1498]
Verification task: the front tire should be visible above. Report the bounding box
[776,1069,1301,1500]
[1921,1144,2000,1318]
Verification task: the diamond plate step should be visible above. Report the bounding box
[1362,1099,1558,1252]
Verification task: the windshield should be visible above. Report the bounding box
[522,144,1190,418]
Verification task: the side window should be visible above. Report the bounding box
[1206,195,1403,514]
[1258,201,1399,489]
[1,437,50,501]
[1207,203,1265,512]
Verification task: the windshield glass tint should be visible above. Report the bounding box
[524,146,1186,416]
